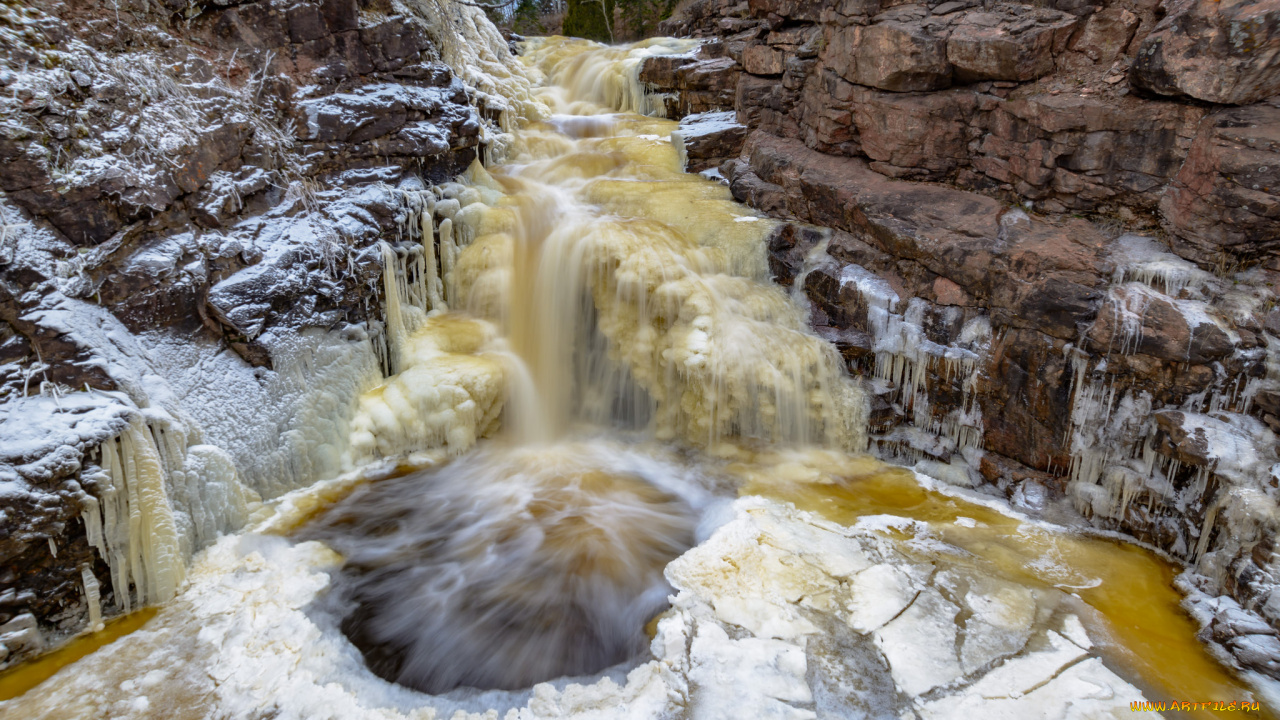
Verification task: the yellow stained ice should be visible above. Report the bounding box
[735,449,1274,720]
[427,42,867,451]
[349,313,509,459]
[87,417,191,612]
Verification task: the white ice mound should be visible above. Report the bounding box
[0,495,1157,720]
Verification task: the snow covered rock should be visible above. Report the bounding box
[0,0,494,649]
[673,110,748,172]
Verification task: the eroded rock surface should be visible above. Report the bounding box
[1129,0,1280,106]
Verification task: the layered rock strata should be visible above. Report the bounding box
[656,0,1280,680]
[660,0,1280,268]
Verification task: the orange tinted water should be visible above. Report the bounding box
[737,453,1272,720]
[0,608,157,702]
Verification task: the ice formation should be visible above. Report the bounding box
[1061,236,1280,588]
[1110,234,1214,300]
[0,460,1168,720]
[812,256,991,479]
[424,56,869,451]
[348,314,509,460]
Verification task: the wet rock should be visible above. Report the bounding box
[205,188,403,358]
[0,614,43,664]
[946,5,1079,83]
[815,323,876,367]
[1087,284,1235,363]
[1229,634,1280,677]
[1129,0,1280,105]
[638,54,698,88]
[765,222,825,285]
[640,51,742,118]
[802,259,857,327]
[298,84,457,143]
[977,327,1075,470]
[1154,410,1213,466]
[1211,603,1279,640]
[287,2,329,43]
[1255,387,1280,418]
[741,131,1109,339]
[0,392,131,654]
[725,161,790,216]
[172,122,254,195]
[0,0,486,642]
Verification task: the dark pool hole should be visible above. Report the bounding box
[299,451,697,695]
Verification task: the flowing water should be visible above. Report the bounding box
[0,35,1275,720]
[301,34,869,697]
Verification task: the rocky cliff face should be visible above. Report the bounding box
[0,0,512,667]
[654,0,1280,680]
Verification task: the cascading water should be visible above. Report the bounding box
[299,34,867,697]
[2,34,1276,720]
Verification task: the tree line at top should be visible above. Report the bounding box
[482,0,682,43]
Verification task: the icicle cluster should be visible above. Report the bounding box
[823,260,990,482]
[1062,236,1280,577]
[80,413,254,611]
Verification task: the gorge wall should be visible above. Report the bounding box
[0,0,537,667]
[650,0,1280,680]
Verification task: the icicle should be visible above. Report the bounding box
[122,419,185,605]
[81,493,106,559]
[422,196,444,312]
[439,218,457,306]
[81,565,103,633]
[1194,495,1222,564]
[83,417,188,611]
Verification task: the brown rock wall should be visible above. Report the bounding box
[658,0,1280,266]
[1129,0,1280,106]
[664,0,1280,670]
[1161,103,1280,268]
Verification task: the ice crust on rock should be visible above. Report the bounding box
[0,393,131,484]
